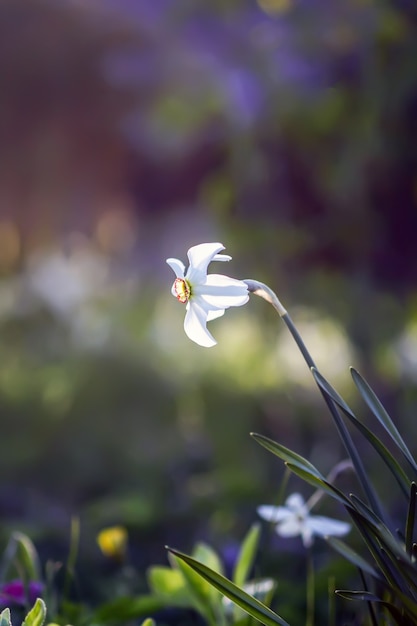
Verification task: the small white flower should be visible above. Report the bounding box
[222,578,275,614]
[166,242,249,347]
[258,493,351,548]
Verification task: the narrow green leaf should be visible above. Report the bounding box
[10,532,41,581]
[233,524,261,588]
[311,369,357,419]
[348,502,417,593]
[147,566,189,606]
[312,370,411,499]
[311,369,385,523]
[336,589,380,602]
[326,537,382,581]
[313,368,410,501]
[167,547,291,626]
[92,595,164,622]
[341,410,409,498]
[0,609,11,626]
[22,599,47,626]
[193,543,224,578]
[336,589,415,623]
[349,494,385,528]
[406,483,417,555]
[170,554,217,623]
[250,434,323,478]
[285,463,350,507]
[350,368,417,470]
[347,508,402,588]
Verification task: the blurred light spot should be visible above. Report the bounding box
[27,247,108,315]
[0,220,20,271]
[392,321,417,380]
[275,309,355,389]
[95,208,138,255]
[43,378,72,416]
[257,0,292,16]
[97,525,128,561]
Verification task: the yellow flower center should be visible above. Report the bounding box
[174,278,191,303]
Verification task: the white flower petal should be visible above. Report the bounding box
[213,254,232,262]
[204,274,248,288]
[166,257,186,278]
[184,301,217,347]
[306,516,351,538]
[301,528,314,548]
[257,505,292,523]
[186,243,225,281]
[285,493,308,515]
[276,516,304,538]
[207,309,225,322]
[194,275,249,308]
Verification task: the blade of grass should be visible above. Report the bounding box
[406,483,417,556]
[326,537,382,581]
[250,434,323,478]
[310,366,384,521]
[285,463,350,507]
[233,523,261,588]
[350,368,417,471]
[166,547,291,626]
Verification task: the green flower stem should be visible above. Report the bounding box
[306,550,315,626]
[245,279,384,521]
[63,516,80,606]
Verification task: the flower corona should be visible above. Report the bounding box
[173,277,191,303]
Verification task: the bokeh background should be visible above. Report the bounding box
[1,0,417,617]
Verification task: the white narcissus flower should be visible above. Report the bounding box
[258,493,351,548]
[166,242,249,347]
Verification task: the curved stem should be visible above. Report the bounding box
[244,279,385,521]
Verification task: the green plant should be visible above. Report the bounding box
[166,249,417,625]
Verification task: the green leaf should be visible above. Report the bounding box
[192,543,224,611]
[10,532,41,581]
[347,502,417,594]
[92,595,164,623]
[22,599,47,626]
[311,369,357,420]
[285,463,350,507]
[147,566,189,606]
[326,537,382,580]
[167,547,291,626]
[335,589,415,623]
[250,433,323,478]
[335,589,380,602]
[406,482,417,555]
[193,543,224,578]
[140,619,156,626]
[342,409,410,498]
[233,524,261,588]
[349,494,385,528]
[350,368,417,470]
[170,554,218,623]
[0,609,12,626]
[311,369,411,498]
[232,525,262,623]
[347,508,401,588]
[311,368,386,522]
